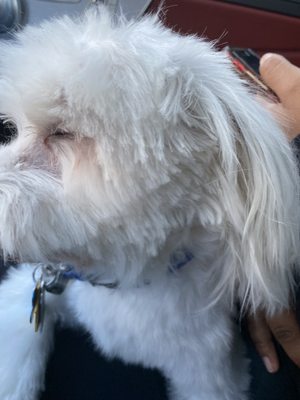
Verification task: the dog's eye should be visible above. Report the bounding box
[0,118,18,145]
[50,129,74,139]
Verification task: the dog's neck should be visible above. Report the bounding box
[62,225,225,289]
[33,247,195,295]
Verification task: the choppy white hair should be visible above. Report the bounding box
[0,6,299,316]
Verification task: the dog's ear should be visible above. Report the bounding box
[160,46,300,314]
[217,99,299,315]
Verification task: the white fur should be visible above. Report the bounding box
[0,6,299,400]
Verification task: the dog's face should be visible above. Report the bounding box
[0,8,298,309]
[0,9,225,269]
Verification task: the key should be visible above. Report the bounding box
[30,279,45,332]
[29,263,79,332]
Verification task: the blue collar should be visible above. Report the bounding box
[35,248,194,294]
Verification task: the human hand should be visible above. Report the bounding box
[260,53,300,141]
[253,54,300,373]
[247,309,300,373]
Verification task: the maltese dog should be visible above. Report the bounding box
[0,6,299,400]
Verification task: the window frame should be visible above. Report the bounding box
[221,0,300,18]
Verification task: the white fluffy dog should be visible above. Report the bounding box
[0,6,299,400]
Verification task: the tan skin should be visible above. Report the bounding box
[247,53,300,373]
[260,53,300,141]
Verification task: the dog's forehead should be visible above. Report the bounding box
[3,14,167,84]
[0,12,176,131]
[0,9,226,143]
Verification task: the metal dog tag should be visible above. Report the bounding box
[43,264,70,294]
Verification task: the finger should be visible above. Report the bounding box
[267,310,300,368]
[260,53,300,102]
[247,313,279,373]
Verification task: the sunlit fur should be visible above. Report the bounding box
[0,7,299,400]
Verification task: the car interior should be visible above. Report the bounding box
[0,1,300,399]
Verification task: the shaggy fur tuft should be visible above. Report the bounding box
[0,6,299,400]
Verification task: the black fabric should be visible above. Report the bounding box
[38,322,300,400]
[41,327,168,400]
[243,325,300,400]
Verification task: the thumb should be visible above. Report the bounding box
[260,53,299,101]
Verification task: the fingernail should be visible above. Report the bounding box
[263,356,276,373]
[260,53,284,67]
[260,53,276,65]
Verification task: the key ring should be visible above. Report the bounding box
[32,264,45,284]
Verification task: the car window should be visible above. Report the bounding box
[222,0,300,17]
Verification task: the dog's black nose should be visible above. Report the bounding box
[0,117,17,145]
